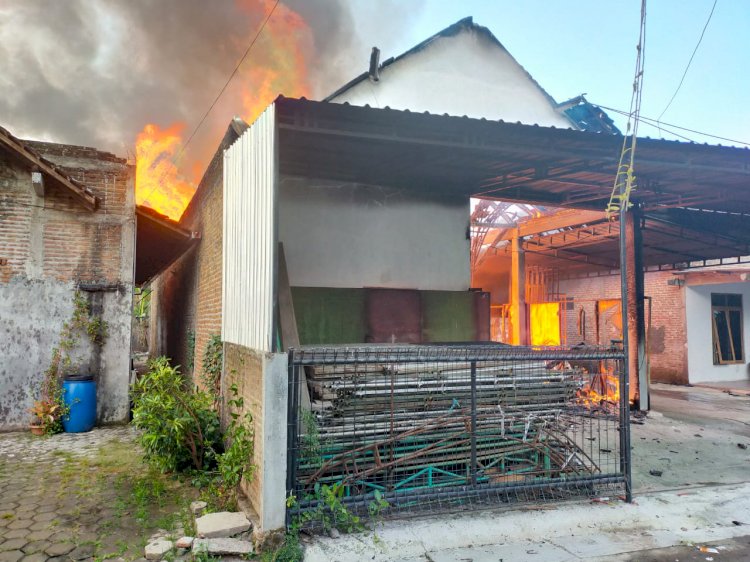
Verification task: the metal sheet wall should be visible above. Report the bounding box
[222,105,276,351]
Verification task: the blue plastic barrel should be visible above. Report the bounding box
[62,375,97,433]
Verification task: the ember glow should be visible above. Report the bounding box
[135,0,313,220]
[577,366,621,407]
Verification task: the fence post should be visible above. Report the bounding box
[470,360,478,487]
[618,355,633,502]
[285,349,299,527]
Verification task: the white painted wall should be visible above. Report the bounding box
[279,177,470,291]
[686,281,750,383]
[329,27,571,128]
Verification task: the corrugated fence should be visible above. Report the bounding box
[222,104,276,352]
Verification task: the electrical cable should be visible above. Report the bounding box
[657,0,718,123]
[140,0,281,210]
[606,0,647,218]
[592,102,750,146]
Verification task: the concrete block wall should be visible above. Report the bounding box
[559,270,688,384]
[223,343,287,533]
[0,142,135,429]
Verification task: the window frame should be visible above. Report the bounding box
[711,293,744,365]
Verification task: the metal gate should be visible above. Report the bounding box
[286,344,630,527]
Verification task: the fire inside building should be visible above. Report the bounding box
[141,18,750,535]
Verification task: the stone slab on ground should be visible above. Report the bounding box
[174,537,194,549]
[189,501,207,517]
[194,512,251,538]
[144,539,173,560]
[192,538,254,556]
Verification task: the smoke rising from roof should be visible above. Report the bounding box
[0,0,415,158]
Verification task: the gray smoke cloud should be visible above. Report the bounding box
[0,0,419,159]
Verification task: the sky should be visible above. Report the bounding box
[1,0,747,218]
[351,0,750,146]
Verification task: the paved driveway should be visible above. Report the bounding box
[0,427,193,562]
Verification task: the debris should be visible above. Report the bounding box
[192,538,254,556]
[698,546,719,554]
[600,448,612,453]
[732,520,746,526]
[649,469,663,477]
[190,501,208,517]
[195,512,251,538]
[328,528,340,539]
[738,443,747,450]
[144,539,173,560]
[175,537,194,549]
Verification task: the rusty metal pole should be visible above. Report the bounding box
[619,205,633,502]
[625,212,639,406]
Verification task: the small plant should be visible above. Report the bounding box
[186,330,196,371]
[259,532,303,562]
[131,357,256,512]
[367,489,390,522]
[300,410,322,467]
[131,357,222,472]
[289,482,364,534]
[200,383,256,511]
[201,334,222,401]
[29,396,63,435]
[31,290,106,435]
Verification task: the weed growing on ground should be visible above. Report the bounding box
[258,533,304,562]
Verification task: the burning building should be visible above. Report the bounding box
[146,16,750,535]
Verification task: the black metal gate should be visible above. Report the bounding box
[286,344,630,526]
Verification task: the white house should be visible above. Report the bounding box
[326,17,616,133]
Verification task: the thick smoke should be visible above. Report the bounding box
[0,0,417,158]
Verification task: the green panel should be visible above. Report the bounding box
[421,291,476,342]
[291,287,367,345]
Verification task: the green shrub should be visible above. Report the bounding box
[131,357,222,473]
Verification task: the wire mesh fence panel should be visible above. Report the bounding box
[286,344,630,528]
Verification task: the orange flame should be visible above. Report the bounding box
[577,365,621,407]
[237,0,312,123]
[135,123,194,220]
[135,0,313,220]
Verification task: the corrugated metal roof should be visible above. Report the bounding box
[269,96,750,271]
[274,96,750,216]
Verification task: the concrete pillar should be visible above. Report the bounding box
[625,210,648,409]
[260,352,288,532]
[510,235,528,345]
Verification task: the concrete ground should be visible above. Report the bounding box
[304,383,750,561]
[0,427,195,562]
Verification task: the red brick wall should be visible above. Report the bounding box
[559,270,688,384]
[0,142,132,285]
[0,140,134,428]
[150,133,228,384]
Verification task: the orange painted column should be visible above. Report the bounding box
[511,234,528,345]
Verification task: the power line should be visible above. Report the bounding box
[593,102,750,146]
[606,0,647,218]
[140,0,280,210]
[180,0,280,156]
[657,0,718,122]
